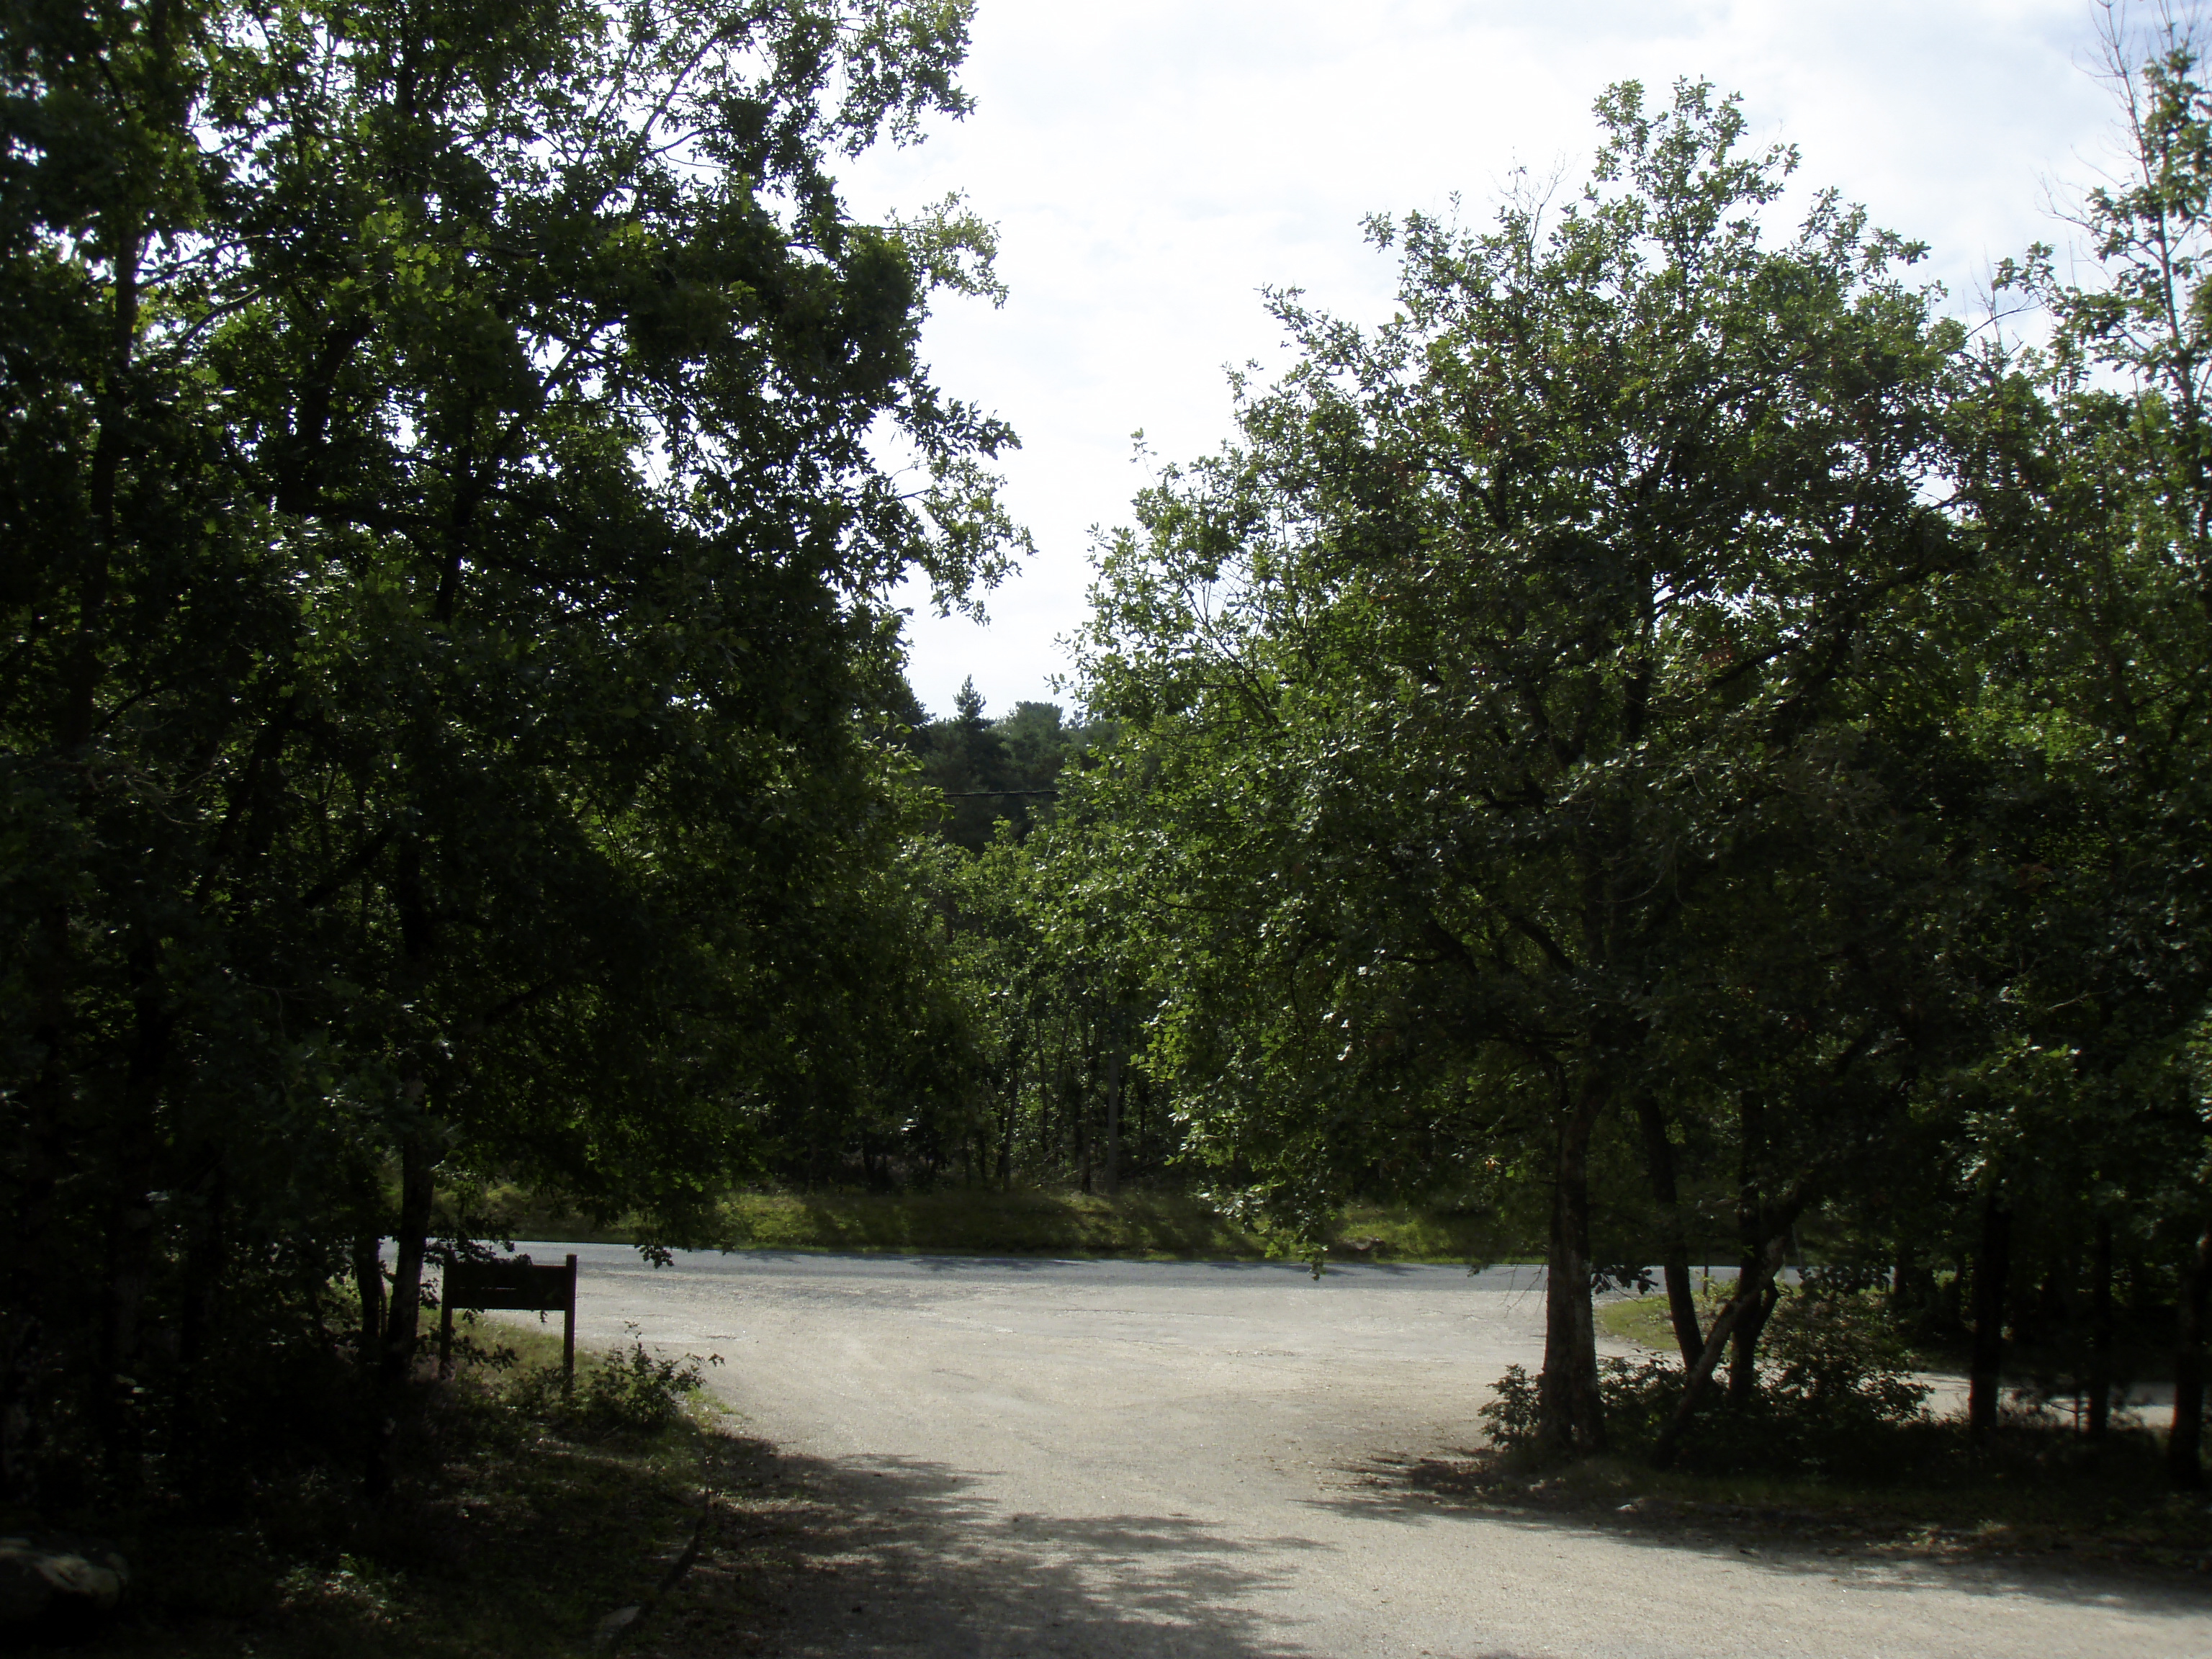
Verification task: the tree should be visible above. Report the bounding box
[0,0,1020,1498]
[1080,80,1970,1452]
[1968,0,2212,1483]
[917,682,1102,850]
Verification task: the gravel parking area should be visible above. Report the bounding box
[500,1246,2211,1658]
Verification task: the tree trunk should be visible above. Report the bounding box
[381,1140,436,1385]
[1537,1089,1606,1455]
[1652,1227,1791,1469]
[4,209,147,1506]
[1074,1027,1091,1195]
[1891,1241,1933,1320]
[2168,1220,2212,1490]
[98,944,170,1480]
[2087,1216,2114,1440]
[354,1234,386,1359]
[98,1197,156,1475]
[1727,1274,1781,1403]
[1102,1040,1124,1198]
[367,1133,436,1498]
[1635,1099,1704,1368]
[1135,1069,1151,1176]
[1968,1192,2012,1439]
[172,1156,228,1487]
[1727,1098,1768,1405]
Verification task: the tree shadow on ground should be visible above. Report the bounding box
[1297,1448,2212,1623]
[639,1434,1334,1659]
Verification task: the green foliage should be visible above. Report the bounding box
[13,0,2212,1524]
[1478,1364,1542,1449]
[0,0,1017,1503]
[63,1320,746,1658]
[716,1186,1263,1256]
[1491,1290,1929,1477]
[1604,1299,1930,1479]
[1031,30,2212,1475]
[435,1181,1512,1259]
[911,681,1112,852]
[1761,1290,1932,1432]
[1077,76,1973,1446]
[505,1339,716,1442]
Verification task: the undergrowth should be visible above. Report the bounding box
[1448,1287,2212,1576]
[67,1323,727,1658]
[1498,1290,1932,1478]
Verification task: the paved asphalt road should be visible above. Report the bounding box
[494,1245,2211,1658]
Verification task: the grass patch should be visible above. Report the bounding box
[1598,1287,1712,1351]
[457,1181,1512,1263]
[1328,1202,1509,1264]
[69,1323,757,1658]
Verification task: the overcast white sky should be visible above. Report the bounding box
[838,0,2123,721]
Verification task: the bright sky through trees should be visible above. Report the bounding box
[839,0,2116,717]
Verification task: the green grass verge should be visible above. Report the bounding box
[456,1182,1511,1263]
[1599,1288,1691,1349]
[714,1187,1264,1256]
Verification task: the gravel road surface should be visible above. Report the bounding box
[502,1245,2211,1658]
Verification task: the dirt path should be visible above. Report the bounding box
[519,1246,2211,1658]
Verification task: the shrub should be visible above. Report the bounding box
[1481,1289,1930,1475]
[501,1339,719,1441]
[1763,1286,1930,1437]
[1478,1364,1542,1449]
[576,1341,718,1438]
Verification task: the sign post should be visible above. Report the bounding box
[439,1252,579,1384]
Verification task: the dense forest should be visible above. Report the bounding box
[6,0,2212,1516]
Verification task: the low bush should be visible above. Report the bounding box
[1762,1285,1932,1433]
[501,1335,718,1441]
[1486,1288,1932,1477]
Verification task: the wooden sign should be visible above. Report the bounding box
[438,1251,577,1380]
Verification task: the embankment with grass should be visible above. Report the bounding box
[449,1183,1514,1263]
